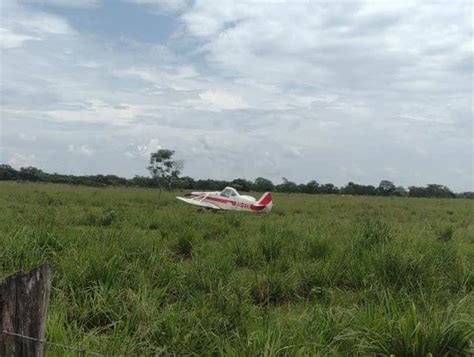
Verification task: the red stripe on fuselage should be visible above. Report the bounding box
[205,196,236,205]
[206,196,258,210]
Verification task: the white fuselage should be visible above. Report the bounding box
[188,192,258,211]
[176,187,272,213]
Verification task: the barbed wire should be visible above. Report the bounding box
[1,330,102,356]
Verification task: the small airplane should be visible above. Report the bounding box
[176,186,272,213]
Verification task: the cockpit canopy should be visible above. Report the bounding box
[220,187,239,198]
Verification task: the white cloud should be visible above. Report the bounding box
[196,90,248,111]
[8,153,37,168]
[67,144,94,156]
[0,1,73,50]
[18,132,37,141]
[116,66,201,91]
[0,27,39,48]
[128,0,191,12]
[180,0,472,97]
[19,13,72,35]
[137,138,161,157]
[27,0,100,7]
[125,138,162,159]
[45,100,143,124]
[282,146,302,158]
[1,0,472,190]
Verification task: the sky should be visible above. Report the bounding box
[0,0,472,191]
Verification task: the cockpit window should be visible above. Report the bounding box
[221,189,231,197]
[221,187,238,197]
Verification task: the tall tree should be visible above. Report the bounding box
[393,186,408,197]
[0,164,18,180]
[254,177,274,192]
[232,178,253,192]
[378,180,396,196]
[147,149,182,192]
[277,177,299,193]
[304,180,319,194]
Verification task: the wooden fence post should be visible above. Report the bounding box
[0,263,51,357]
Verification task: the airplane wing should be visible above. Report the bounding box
[176,196,221,210]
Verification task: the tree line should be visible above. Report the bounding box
[1,164,472,199]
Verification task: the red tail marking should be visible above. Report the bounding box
[257,192,272,206]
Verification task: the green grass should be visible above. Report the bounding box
[0,181,473,355]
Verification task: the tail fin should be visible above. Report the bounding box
[256,192,272,212]
[257,192,272,205]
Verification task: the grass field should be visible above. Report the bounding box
[0,181,473,355]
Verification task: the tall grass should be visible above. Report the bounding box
[0,182,472,355]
